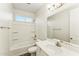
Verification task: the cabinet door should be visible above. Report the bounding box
[70,7,79,45]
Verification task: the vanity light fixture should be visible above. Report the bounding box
[48,3,64,11]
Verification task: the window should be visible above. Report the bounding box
[16,16,33,22]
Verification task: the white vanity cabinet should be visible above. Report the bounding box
[36,47,48,56]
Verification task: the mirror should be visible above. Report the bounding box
[47,10,70,42]
[47,3,79,45]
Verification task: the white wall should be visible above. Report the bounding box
[35,5,48,40]
[47,10,70,42]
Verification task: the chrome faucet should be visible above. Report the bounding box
[56,40,63,47]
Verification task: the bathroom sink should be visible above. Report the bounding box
[46,44,79,56]
[36,39,79,56]
[45,44,62,54]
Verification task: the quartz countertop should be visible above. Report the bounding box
[36,39,79,56]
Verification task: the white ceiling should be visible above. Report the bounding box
[13,3,45,13]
